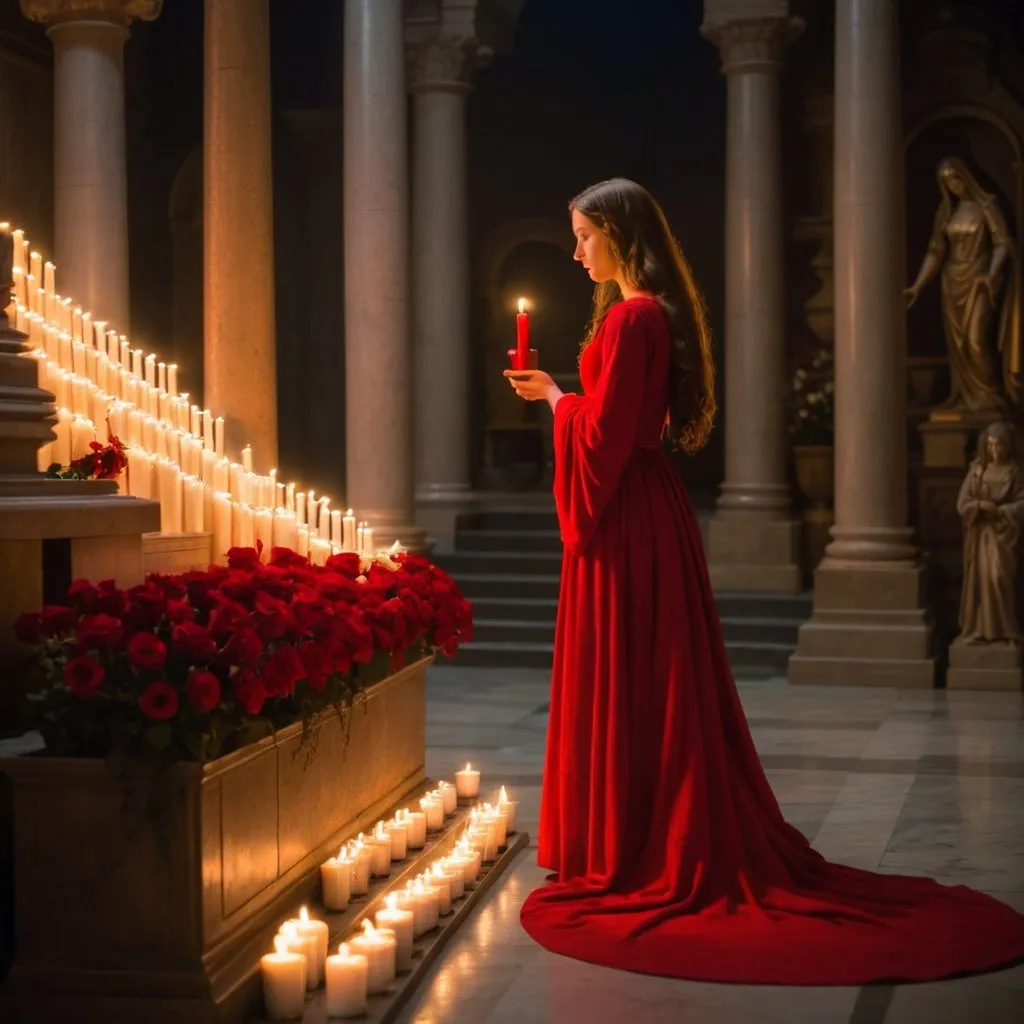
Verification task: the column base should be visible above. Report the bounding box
[788,561,936,687]
[947,638,1023,691]
[706,514,802,592]
[414,485,479,554]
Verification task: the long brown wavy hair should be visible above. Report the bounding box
[570,178,716,454]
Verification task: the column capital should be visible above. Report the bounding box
[19,0,161,27]
[407,37,491,95]
[702,16,803,74]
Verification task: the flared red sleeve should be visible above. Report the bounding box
[553,302,655,556]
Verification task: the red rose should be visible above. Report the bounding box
[92,583,127,619]
[127,631,168,671]
[139,680,178,720]
[172,622,217,661]
[297,641,332,693]
[76,613,122,649]
[13,612,43,645]
[263,644,305,697]
[221,627,263,668]
[67,579,99,611]
[233,668,267,716]
[324,552,361,578]
[40,605,76,637]
[64,654,106,698]
[208,600,254,639]
[165,598,194,625]
[186,670,221,713]
[253,590,293,643]
[227,546,261,572]
[123,583,166,629]
[269,547,309,569]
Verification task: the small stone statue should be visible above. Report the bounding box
[905,156,1022,411]
[956,421,1024,643]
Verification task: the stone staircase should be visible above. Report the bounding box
[432,498,813,680]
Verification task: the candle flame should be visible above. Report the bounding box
[518,297,527,314]
[413,878,425,894]
[386,892,398,911]
[500,785,509,802]
[340,941,350,957]
[361,919,376,935]
[464,762,472,771]
[432,862,445,877]
[274,934,290,956]
[299,906,310,923]
[375,820,387,839]
[281,921,298,939]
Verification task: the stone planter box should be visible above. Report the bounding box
[0,656,430,1024]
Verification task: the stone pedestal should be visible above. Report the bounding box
[409,38,489,552]
[20,0,163,333]
[343,0,426,552]
[702,14,803,593]
[203,0,277,470]
[947,639,1023,690]
[918,408,997,469]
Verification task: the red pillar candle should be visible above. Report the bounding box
[515,298,530,370]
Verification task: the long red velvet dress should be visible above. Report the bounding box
[519,295,1024,984]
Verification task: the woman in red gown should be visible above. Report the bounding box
[504,178,1024,984]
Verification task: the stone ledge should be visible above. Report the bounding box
[788,653,936,688]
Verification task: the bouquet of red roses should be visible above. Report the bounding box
[46,434,128,481]
[14,545,473,766]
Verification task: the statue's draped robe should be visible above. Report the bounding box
[521,296,1024,984]
[957,457,1024,640]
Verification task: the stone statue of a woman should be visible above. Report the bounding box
[956,421,1024,643]
[905,156,1022,410]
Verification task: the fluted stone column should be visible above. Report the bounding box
[344,0,426,551]
[702,15,803,593]
[788,0,934,687]
[203,0,277,470]
[20,0,161,334]
[408,38,489,552]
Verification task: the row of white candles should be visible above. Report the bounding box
[262,769,517,1020]
[2,224,391,558]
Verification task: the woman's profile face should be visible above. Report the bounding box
[572,209,618,283]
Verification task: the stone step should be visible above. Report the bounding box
[469,596,559,622]
[433,550,563,577]
[464,508,559,532]
[449,640,555,669]
[473,617,556,645]
[455,528,563,554]
[715,590,814,619]
[455,573,562,601]
[720,615,805,647]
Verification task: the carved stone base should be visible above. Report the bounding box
[947,638,1023,690]
[918,408,1000,469]
[788,561,936,687]
[707,515,802,592]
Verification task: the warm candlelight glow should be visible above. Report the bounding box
[273,934,289,956]
[518,296,526,314]
[386,892,398,911]
[299,905,310,923]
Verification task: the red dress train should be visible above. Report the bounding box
[518,296,1024,984]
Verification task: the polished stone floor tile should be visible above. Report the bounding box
[407,665,1024,1023]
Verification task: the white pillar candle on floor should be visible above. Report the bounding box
[438,781,458,816]
[428,863,453,915]
[260,934,306,1021]
[401,808,426,849]
[320,848,353,911]
[375,892,415,973]
[365,825,392,878]
[396,887,425,938]
[469,824,497,863]
[455,762,480,800]
[29,250,42,282]
[241,444,253,473]
[342,508,356,551]
[482,804,508,849]
[347,839,371,896]
[325,942,367,1019]
[386,817,408,861]
[273,509,299,552]
[278,920,318,992]
[439,859,465,901]
[297,523,310,559]
[203,408,214,450]
[167,363,178,397]
[411,878,440,933]
[420,793,444,832]
[213,491,233,561]
[497,786,519,832]
[291,906,328,987]
[255,507,274,561]
[349,920,396,995]
[183,476,204,533]
[70,415,96,460]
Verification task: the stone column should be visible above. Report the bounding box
[788,0,934,687]
[702,15,803,593]
[20,0,162,334]
[203,0,277,470]
[344,0,426,551]
[408,38,489,552]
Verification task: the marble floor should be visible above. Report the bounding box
[397,664,1024,1024]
